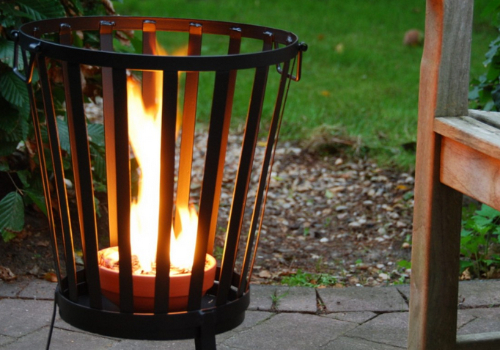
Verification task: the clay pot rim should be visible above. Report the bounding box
[98,248,217,279]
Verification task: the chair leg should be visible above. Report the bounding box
[408,136,463,350]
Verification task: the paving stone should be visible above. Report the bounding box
[108,314,275,350]
[269,286,317,313]
[324,311,377,324]
[345,312,408,348]
[216,345,238,350]
[396,285,410,300]
[457,312,479,329]
[0,280,29,299]
[458,308,500,335]
[222,312,356,350]
[90,312,273,349]
[0,335,14,347]
[57,310,273,348]
[54,316,80,333]
[4,327,117,350]
[0,299,53,337]
[113,332,286,350]
[1,281,500,349]
[247,285,274,311]
[111,339,194,350]
[319,286,408,312]
[344,311,476,349]
[397,280,500,309]
[323,336,405,349]
[217,310,274,342]
[457,280,500,308]
[18,279,56,300]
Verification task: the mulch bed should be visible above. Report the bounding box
[0,136,414,287]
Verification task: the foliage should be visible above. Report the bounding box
[281,269,338,288]
[0,191,24,241]
[0,0,63,241]
[397,259,411,270]
[270,290,289,309]
[392,259,411,285]
[395,203,500,282]
[0,0,117,241]
[459,204,500,278]
[469,2,500,110]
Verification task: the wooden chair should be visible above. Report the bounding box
[409,0,500,349]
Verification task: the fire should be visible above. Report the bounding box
[127,62,195,274]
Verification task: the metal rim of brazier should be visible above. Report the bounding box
[15,16,304,75]
[14,16,305,348]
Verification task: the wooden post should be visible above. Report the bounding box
[408,1,473,349]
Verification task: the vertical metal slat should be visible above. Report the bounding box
[218,63,269,303]
[154,71,178,313]
[224,32,272,296]
[174,22,203,238]
[211,29,250,305]
[142,20,158,111]
[207,27,242,256]
[240,59,291,295]
[37,53,78,302]
[27,28,63,286]
[60,24,103,309]
[112,68,134,313]
[100,20,118,247]
[187,70,231,311]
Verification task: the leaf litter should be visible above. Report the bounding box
[0,133,414,287]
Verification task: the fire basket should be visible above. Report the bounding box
[12,16,305,349]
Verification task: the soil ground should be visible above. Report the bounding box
[0,152,414,287]
[0,139,414,287]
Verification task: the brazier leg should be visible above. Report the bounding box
[194,311,216,350]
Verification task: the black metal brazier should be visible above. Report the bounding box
[13,16,305,349]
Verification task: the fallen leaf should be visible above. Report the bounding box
[348,276,359,285]
[486,266,500,279]
[28,265,40,276]
[36,240,50,247]
[43,272,58,283]
[0,266,16,281]
[258,270,272,278]
[378,273,389,280]
[460,268,471,281]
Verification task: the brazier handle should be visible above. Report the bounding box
[276,41,308,81]
[11,30,39,84]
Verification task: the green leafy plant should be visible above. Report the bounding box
[281,269,338,288]
[469,2,500,110]
[270,289,289,310]
[460,204,500,278]
[0,0,67,241]
[0,0,119,241]
[397,259,411,270]
[392,259,412,285]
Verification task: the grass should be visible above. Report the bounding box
[113,0,497,170]
[281,269,339,288]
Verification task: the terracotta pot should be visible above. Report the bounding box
[98,248,216,312]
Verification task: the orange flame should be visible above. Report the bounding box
[127,47,195,274]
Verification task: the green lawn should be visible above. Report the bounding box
[114,0,497,170]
